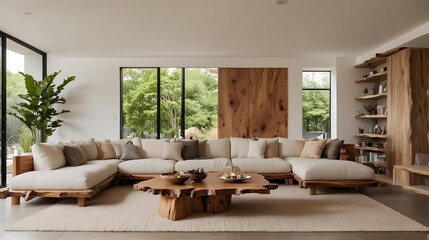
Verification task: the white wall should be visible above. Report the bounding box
[47,56,342,141]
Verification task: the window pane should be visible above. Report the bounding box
[6,39,43,180]
[122,68,158,139]
[160,68,182,138]
[302,89,330,139]
[184,68,218,139]
[303,72,330,89]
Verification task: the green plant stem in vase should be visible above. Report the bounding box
[8,71,75,143]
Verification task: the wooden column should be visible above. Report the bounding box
[387,48,429,175]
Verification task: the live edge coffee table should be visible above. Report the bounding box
[134,173,278,221]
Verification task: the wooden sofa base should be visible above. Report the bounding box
[1,174,116,207]
[294,175,388,195]
[261,173,295,185]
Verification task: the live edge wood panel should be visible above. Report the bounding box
[387,48,429,173]
[218,68,288,138]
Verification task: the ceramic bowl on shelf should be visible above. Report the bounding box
[160,172,190,184]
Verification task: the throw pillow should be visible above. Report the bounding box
[259,138,278,158]
[78,138,98,160]
[300,140,327,159]
[163,142,183,161]
[121,143,143,160]
[178,139,199,160]
[141,139,169,158]
[247,140,266,158]
[230,137,250,158]
[31,142,66,171]
[278,138,298,158]
[100,140,117,159]
[322,139,345,159]
[95,141,103,159]
[205,138,230,158]
[198,139,207,157]
[63,145,87,166]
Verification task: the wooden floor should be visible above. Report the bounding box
[0,176,428,240]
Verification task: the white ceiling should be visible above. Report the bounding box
[1,0,428,58]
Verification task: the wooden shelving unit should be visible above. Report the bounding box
[355,93,387,100]
[355,146,388,152]
[355,57,387,69]
[355,115,387,119]
[354,133,387,139]
[355,72,387,83]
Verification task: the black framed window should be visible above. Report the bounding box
[120,68,218,140]
[302,71,331,139]
[0,31,47,187]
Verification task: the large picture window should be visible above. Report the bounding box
[302,71,331,139]
[0,32,46,187]
[121,68,218,139]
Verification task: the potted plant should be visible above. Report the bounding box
[8,71,75,143]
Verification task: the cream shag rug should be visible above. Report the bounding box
[6,185,429,232]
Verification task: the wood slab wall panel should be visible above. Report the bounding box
[248,68,288,138]
[387,49,413,173]
[409,49,429,163]
[218,68,250,138]
[387,48,429,174]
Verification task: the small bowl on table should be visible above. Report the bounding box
[160,172,190,184]
[189,172,207,182]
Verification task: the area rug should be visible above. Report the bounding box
[6,185,429,232]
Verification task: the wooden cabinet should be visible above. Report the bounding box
[218,68,288,138]
[354,57,388,173]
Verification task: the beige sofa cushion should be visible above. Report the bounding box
[141,139,169,158]
[287,157,374,181]
[205,138,230,158]
[9,161,117,190]
[78,138,99,160]
[230,137,249,158]
[175,158,229,172]
[247,140,266,158]
[232,157,292,173]
[31,142,66,171]
[118,158,176,174]
[278,138,299,158]
[163,142,183,161]
[100,140,117,159]
[300,140,327,159]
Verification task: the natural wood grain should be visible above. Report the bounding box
[218,68,288,138]
[393,165,429,195]
[353,133,387,139]
[294,175,388,195]
[355,72,387,83]
[355,93,387,100]
[134,173,278,221]
[355,57,387,68]
[13,155,34,176]
[355,115,387,119]
[388,48,429,175]
[248,68,288,138]
[218,68,250,138]
[342,144,355,162]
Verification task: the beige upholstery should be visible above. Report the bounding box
[287,157,374,181]
[174,158,229,172]
[232,158,292,173]
[118,158,176,174]
[9,161,118,190]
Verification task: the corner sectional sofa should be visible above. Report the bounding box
[0,137,386,207]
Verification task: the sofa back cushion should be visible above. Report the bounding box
[204,138,230,158]
[141,139,169,158]
[163,142,183,161]
[32,142,66,171]
[321,139,345,159]
[121,143,144,160]
[77,138,98,160]
[247,140,266,158]
[99,140,117,159]
[278,138,299,158]
[63,145,87,166]
[230,137,249,158]
[300,140,327,159]
[177,139,199,160]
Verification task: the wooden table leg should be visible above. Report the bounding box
[158,195,203,221]
[204,194,232,214]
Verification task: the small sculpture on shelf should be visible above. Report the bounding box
[374,124,382,135]
[363,88,368,95]
[363,103,376,115]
